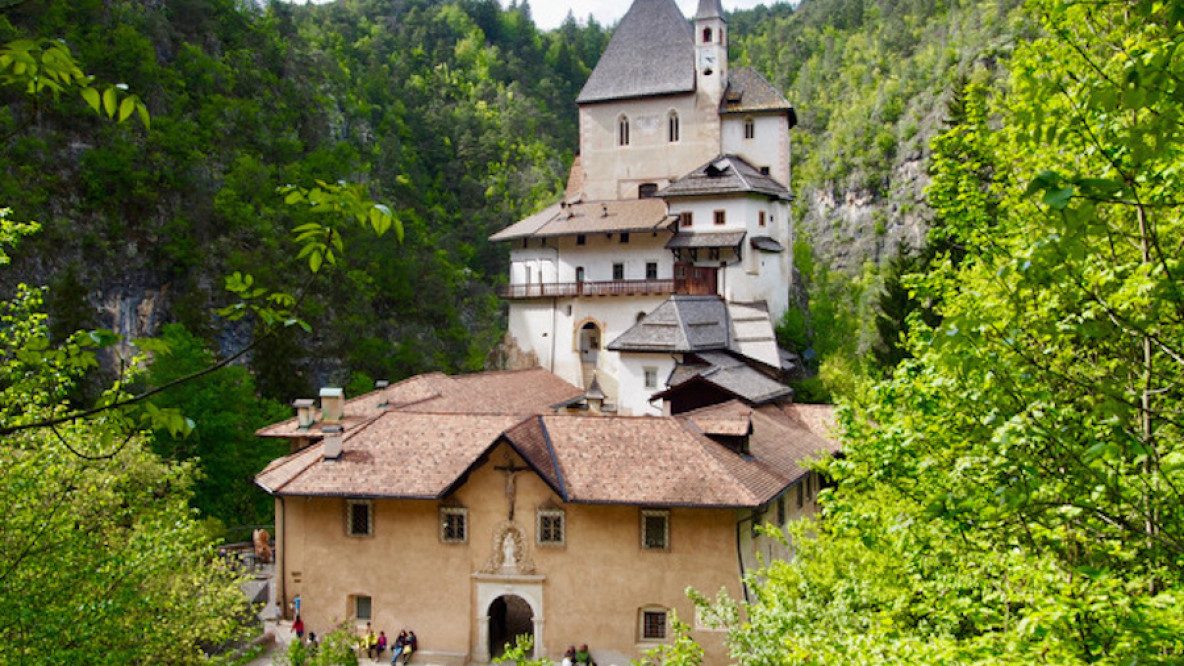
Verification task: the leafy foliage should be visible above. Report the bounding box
[723,0,1184,662]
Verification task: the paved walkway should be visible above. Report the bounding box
[245,618,402,666]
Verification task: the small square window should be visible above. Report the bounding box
[347,500,372,536]
[354,594,372,620]
[642,609,667,640]
[679,211,692,228]
[620,232,630,244]
[538,509,565,546]
[644,367,658,389]
[759,166,771,176]
[576,234,586,245]
[641,509,669,550]
[646,262,658,280]
[441,507,468,543]
[714,210,726,225]
[613,263,624,280]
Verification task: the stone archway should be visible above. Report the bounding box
[473,574,545,663]
[488,594,534,658]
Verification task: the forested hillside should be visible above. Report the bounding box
[0,0,605,398]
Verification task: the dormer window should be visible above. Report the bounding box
[618,115,630,146]
[703,27,712,43]
[668,111,680,142]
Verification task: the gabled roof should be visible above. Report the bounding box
[661,350,792,405]
[722,67,795,117]
[489,198,675,242]
[255,369,839,508]
[256,368,585,439]
[656,155,792,201]
[577,0,695,104]
[607,295,730,352]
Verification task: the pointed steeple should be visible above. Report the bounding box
[695,0,725,20]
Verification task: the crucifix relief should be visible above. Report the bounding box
[494,453,530,521]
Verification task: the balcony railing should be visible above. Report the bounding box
[497,279,678,300]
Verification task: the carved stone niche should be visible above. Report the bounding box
[481,521,535,575]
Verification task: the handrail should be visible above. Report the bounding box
[497,279,678,299]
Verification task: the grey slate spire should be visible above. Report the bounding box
[695,0,725,20]
[576,0,695,103]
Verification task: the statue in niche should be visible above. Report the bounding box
[502,533,518,572]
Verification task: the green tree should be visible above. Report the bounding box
[722,0,1184,662]
[146,323,288,533]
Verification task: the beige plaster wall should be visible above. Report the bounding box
[276,442,744,665]
[578,91,722,201]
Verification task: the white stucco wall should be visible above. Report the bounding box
[721,114,791,188]
[617,353,679,417]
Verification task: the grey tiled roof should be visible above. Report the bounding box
[657,155,792,201]
[666,230,746,249]
[659,351,792,404]
[489,198,675,241]
[750,236,785,252]
[577,0,695,103]
[721,67,794,114]
[607,295,731,352]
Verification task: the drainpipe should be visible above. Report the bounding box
[735,512,752,604]
[277,495,287,619]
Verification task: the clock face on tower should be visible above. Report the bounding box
[700,51,717,74]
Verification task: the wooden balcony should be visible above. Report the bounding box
[497,279,678,300]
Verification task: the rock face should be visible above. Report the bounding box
[798,152,932,275]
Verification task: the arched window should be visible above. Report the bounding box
[744,117,755,140]
[668,111,680,142]
[618,115,630,146]
[702,27,713,43]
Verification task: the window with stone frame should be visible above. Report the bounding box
[640,607,668,640]
[613,263,625,280]
[353,594,372,620]
[440,506,468,543]
[744,117,755,139]
[668,111,680,142]
[646,262,658,280]
[641,509,670,550]
[714,210,726,225]
[618,115,630,146]
[537,508,565,546]
[644,367,658,389]
[347,499,372,536]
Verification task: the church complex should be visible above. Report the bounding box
[254,2,835,664]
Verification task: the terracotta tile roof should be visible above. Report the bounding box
[256,368,584,439]
[577,0,695,104]
[721,67,794,115]
[490,198,675,241]
[255,370,839,507]
[256,412,526,498]
[529,414,774,507]
[657,155,792,201]
[759,403,842,454]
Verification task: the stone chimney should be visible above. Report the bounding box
[293,399,316,429]
[320,387,345,424]
[322,425,343,460]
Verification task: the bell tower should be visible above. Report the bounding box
[694,0,727,102]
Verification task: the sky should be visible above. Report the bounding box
[284,1,784,32]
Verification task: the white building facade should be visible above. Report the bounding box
[492,0,798,416]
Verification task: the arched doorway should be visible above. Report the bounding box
[578,322,601,365]
[488,594,534,658]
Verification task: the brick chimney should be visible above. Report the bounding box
[322,425,343,460]
[293,398,316,429]
[320,387,344,424]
